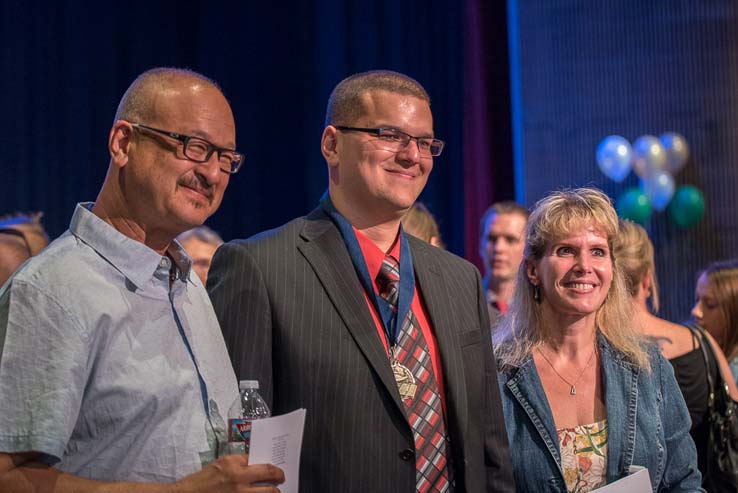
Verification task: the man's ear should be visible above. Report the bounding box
[525,259,539,285]
[321,126,339,168]
[109,120,134,168]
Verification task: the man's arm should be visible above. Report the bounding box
[0,452,284,493]
[475,269,516,492]
[208,241,274,406]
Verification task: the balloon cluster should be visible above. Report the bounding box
[596,133,704,227]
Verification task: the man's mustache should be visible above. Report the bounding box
[178,175,214,201]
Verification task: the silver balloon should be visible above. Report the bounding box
[632,135,667,178]
[660,132,690,174]
[640,169,675,212]
[596,135,633,182]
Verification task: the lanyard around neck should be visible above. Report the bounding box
[320,193,415,347]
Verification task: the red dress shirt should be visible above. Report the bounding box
[354,227,447,409]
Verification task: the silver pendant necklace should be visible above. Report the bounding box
[536,345,596,396]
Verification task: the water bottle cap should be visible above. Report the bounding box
[239,380,259,390]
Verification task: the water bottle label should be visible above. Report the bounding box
[228,418,252,443]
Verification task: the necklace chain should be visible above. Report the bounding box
[536,345,596,396]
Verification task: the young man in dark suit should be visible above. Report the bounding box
[208,70,514,493]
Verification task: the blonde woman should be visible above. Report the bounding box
[401,202,444,248]
[494,188,701,492]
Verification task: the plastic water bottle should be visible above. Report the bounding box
[227,380,271,454]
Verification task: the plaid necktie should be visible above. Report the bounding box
[376,254,450,493]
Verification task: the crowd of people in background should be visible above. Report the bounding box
[2,66,738,492]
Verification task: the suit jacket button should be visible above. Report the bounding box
[399,449,414,461]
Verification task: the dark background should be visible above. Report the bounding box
[512,0,738,320]
[2,0,737,322]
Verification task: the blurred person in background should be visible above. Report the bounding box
[479,201,528,326]
[0,212,49,256]
[400,201,444,248]
[616,219,738,484]
[692,259,738,384]
[0,212,50,286]
[177,225,224,286]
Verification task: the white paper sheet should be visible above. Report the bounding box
[247,408,306,493]
[592,466,651,492]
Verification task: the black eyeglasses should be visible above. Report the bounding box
[130,123,244,174]
[334,126,445,157]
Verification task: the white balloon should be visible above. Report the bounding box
[639,169,675,212]
[596,135,633,182]
[632,135,667,178]
[660,132,690,174]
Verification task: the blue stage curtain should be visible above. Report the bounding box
[2,1,514,261]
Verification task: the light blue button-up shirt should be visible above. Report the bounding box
[0,203,238,481]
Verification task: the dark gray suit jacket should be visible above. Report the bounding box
[208,207,514,492]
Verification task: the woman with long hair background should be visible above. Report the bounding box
[692,259,738,384]
[615,219,737,486]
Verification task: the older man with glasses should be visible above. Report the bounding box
[208,70,515,493]
[0,68,283,492]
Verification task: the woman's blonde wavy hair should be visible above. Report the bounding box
[493,188,649,371]
[615,219,660,312]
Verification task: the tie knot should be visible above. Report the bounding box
[380,255,399,278]
[376,255,400,306]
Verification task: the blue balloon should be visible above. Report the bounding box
[632,135,667,178]
[639,169,675,212]
[596,135,633,182]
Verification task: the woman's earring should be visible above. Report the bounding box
[533,284,541,302]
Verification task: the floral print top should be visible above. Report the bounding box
[557,419,608,492]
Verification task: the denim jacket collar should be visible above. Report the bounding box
[503,333,641,484]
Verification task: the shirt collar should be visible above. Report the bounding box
[484,278,510,314]
[354,227,402,294]
[70,203,193,289]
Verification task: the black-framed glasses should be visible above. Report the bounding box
[334,126,445,157]
[130,123,244,174]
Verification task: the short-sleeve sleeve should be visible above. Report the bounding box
[0,278,90,463]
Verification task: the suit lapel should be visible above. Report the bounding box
[410,240,470,438]
[297,209,408,417]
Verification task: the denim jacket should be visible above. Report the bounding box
[497,335,703,492]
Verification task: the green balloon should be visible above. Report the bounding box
[616,188,652,225]
[668,185,705,228]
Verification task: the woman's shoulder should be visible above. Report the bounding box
[640,316,695,360]
[598,332,663,376]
